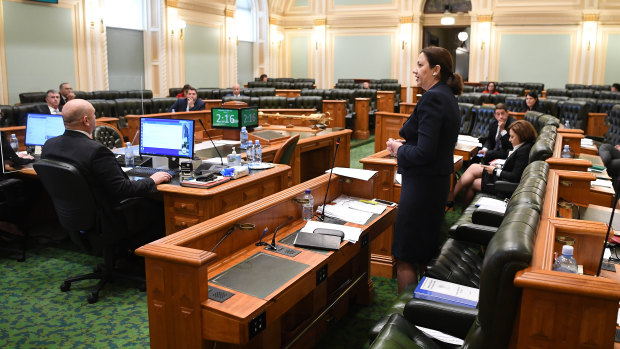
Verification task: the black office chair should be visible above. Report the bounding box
[93,124,124,149]
[273,134,300,165]
[33,159,147,303]
[0,177,27,261]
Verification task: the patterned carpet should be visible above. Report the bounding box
[0,138,463,348]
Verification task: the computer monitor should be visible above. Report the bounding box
[211,107,259,129]
[25,113,65,146]
[139,118,194,159]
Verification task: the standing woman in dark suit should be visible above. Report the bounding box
[386,46,463,292]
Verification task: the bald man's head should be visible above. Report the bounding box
[232,84,241,96]
[62,99,96,134]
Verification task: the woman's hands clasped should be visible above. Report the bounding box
[386,138,404,157]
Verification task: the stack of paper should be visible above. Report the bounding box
[414,276,479,308]
[325,167,377,181]
[457,135,482,147]
[474,197,507,214]
[317,205,372,225]
[592,179,613,188]
[581,138,595,149]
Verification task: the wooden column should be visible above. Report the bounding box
[353,98,370,139]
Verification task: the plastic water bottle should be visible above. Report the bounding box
[240,126,248,149]
[564,119,571,129]
[125,142,135,167]
[302,189,314,221]
[552,245,578,274]
[9,134,19,152]
[254,140,262,163]
[246,143,254,163]
[561,144,571,158]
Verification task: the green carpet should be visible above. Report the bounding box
[0,138,464,348]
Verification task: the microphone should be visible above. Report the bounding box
[317,137,340,222]
[255,227,269,246]
[198,119,225,170]
[266,216,293,250]
[596,177,620,276]
[210,225,236,253]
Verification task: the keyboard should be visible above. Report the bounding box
[125,166,179,177]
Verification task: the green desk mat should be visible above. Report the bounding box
[210,252,309,299]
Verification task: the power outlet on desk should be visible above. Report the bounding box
[316,264,328,285]
[249,311,266,339]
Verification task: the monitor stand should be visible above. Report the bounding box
[167,157,180,170]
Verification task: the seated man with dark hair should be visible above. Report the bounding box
[259,74,268,82]
[59,82,73,107]
[36,89,62,115]
[477,103,515,163]
[42,99,171,244]
[612,83,620,92]
[169,87,205,112]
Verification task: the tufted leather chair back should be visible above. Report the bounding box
[337,79,354,84]
[565,83,586,90]
[151,97,178,114]
[334,82,356,89]
[74,91,94,100]
[354,89,377,109]
[497,81,523,88]
[529,131,556,162]
[274,78,294,83]
[124,90,153,99]
[329,89,355,111]
[568,89,595,98]
[295,78,315,84]
[93,90,120,100]
[457,103,474,134]
[0,105,16,127]
[500,86,525,96]
[590,84,611,91]
[545,88,568,97]
[19,92,47,104]
[293,82,314,90]
[489,93,515,105]
[524,83,544,92]
[457,92,484,105]
[273,82,292,89]
[505,96,526,112]
[470,105,496,138]
[247,81,272,88]
[595,99,620,114]
[558,100,589,130]
[247,88,275,97]
[540,98,559,116]
[570,97,597,113]
[463,85,474,93]
[194,88,215,99]
[293,96,323,111]
[88,100,112,118]
[301,88,331,99]
[114,98,148,117]
[380,83,402,102]
[169,87,182,97]
[604,105,620,145]
[598,91,620,101]
[92,125,123,149]
[258,96,288,109]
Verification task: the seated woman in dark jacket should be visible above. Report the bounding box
[448,120,537,208]
[524,90,543,112]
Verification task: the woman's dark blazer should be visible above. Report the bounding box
[396,82,460,176]
[496,141,533,182]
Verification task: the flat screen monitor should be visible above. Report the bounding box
[211,107,259,129]
[25,113,65,146]
[139,118,194,159]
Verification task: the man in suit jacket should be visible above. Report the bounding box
[35,90,62,115]
[478,103,514,163]
[42,99,171,242]
[225,83,246,97]
[169,87,205,112]
[58,82,73,107]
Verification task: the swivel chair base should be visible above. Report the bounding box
[60,263,146,304]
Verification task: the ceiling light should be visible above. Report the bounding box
[441,9,455,26]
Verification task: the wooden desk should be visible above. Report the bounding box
[587,112,609,138]
[359,150,462,278]
[1,125,26,151]
[454,142,478,161]
[374,112,409,153]
[158,165,289,235]
[514,169,620,348]
[136,174,397,348]
[257,127,351,185]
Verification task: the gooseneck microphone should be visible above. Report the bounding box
[596,178,620,276]
[210,226,236,253]
[317,137,340,222]
[267,216,294,250]
[198,119,224,168]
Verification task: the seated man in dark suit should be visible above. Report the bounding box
[36,89,62,115]
[477,102,514,163]
[58,82,73,107]
[226,83,245,97]
[169,87,205,112]
[42,99,172,244]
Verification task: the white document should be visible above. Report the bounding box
[592,179,613,188]
[301,221,363,243]
[474,197,507,213]
[325,167,377,181]
[317,205,373,225]
[332,195,386,215]
[415,326,464,346]
[394,173,402,184]
[194,139,240,151]
[581,138,594,146]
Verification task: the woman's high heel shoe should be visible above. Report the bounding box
[445,201,455,212]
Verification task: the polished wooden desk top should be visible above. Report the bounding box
[136,173,397,348]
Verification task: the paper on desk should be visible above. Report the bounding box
[301,221,363,243]
[581,138,594,146]
[325,167,377,181]
[457,135,482,147]
[415,326,464,346]
[194,139,240,151]
[333,195,386,215]
[475,197,507,213]
[592,179,613,188]
[394,173,402,184]
[202,158,228,164]
[317,204,373,225]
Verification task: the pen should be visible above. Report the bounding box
[360,199,376,205]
